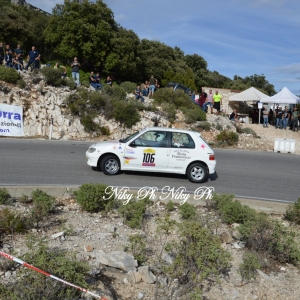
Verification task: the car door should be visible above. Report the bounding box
[123,130,170,172]
[167,132,196,172]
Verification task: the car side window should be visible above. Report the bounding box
[134,131,168,148]
[171,132,195,149]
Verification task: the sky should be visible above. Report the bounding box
[29,0,300,95]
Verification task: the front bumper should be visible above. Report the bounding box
[86,151,99,167]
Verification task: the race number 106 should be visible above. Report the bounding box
[143,153,155,163]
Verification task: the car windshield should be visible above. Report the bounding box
[119,131,140,143]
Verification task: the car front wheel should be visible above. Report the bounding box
[100,155,120,175]
[187,163,208,183]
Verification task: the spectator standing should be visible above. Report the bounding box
[262,106,269,127]
[5,44,12,53]
[14,44,24,65]
[275,106,283,129]
[291,107,299,132]
[188,90,195,103]
[95,73,101,86]
[25,46,40,71]
[105,76,113,87]
[143,81,149,96]
[199,89,207,110]
[71,57,81,86]
[202,89,214,114]
[282,107,289,130]
[213,91,222,115]
[148,75,156,98]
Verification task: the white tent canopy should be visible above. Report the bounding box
[260,87,300,104]
[229,87,269,102]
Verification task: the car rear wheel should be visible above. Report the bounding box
[187,163,208,183]
[101,155,120,175]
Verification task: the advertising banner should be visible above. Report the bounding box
[0,103,24,136]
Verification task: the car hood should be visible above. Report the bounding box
[89,140,122,148]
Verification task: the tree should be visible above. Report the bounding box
[185,54,208,73]
[44,0,116,64]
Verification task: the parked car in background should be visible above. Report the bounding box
[86,127,216,183]
[166,82,193,95]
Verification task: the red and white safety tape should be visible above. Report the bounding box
[0,250,108,300]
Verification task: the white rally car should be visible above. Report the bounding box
[86,127,216,183]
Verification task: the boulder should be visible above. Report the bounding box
[137,266,156,284]
[96,250,138,271]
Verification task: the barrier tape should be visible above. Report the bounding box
[0,250,108,300]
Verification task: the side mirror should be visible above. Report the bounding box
[129,141,136,147]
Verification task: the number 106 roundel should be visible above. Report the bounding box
[86,127,216,183]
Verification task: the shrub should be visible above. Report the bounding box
[161,102,177,123]
[8,237,90,299]
[242,127,260,138]
[239,252,261,281]
[285,198,300,224]
[0,208,28,235]
[166,221,231,298]
[17,79,26,89]
[118,198,153,229]
[41,67,65,86]
[153,87,195,110]
[215,122,223,131]
[128,234,147,265]
[194,121,211,131]
[112,100,141,128]
[182,107,206,124]
[63,77,76,90]
[0,188,11,205]
[80,114,100,133]
[166,201,175,212]
[102,84,127,101]
[216,130,239,145]
[19,193,32,204]
[238,216,300,265]
[81,80,90,88]
[120,81,137,94]
[178,203,197,219]
[30,189,55,227]
[74,183,115,212]
[0,66,21,84]
[210,194,258,225]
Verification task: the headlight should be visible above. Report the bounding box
[88,147,97,153]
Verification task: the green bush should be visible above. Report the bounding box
[102,84,127,101]
[182,107,206,124]
[41,66,65,86]
[166,200,175,212]
[17,79,26,89]
[80,114,100,133]
[0,208,28,235]
[166,221,231,298]
[210,194,257,225]
[74,183,115,212]
[81,80,90,88]
[194,121,211,131]
[7,237,90,299]
[242,127,260,138]
[215,122,223,131]
[118,198,153,229]
[0,66,21,84]
[238,216,300,265]
[153,87,195,110]
[19,193,32,204]
[216,130,239,145]
[112,100,141,128]
[120,81,137,93]
[284,198,300,224]
[161,102,177,123]
[239,252,261,281]
[128,234,147,265]
[30,189,55,226]
[0,188,11,205]
[63,77,76,90]
[178,203,197,219]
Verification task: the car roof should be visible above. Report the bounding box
[142,127,201,135]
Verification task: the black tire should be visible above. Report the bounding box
[187,162,208,183]
[100,155,120,175]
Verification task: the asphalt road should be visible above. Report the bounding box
[0,138,299,202]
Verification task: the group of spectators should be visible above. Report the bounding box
[0,43,40,71]
[189,89,223,115]
[134,75,160,102]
